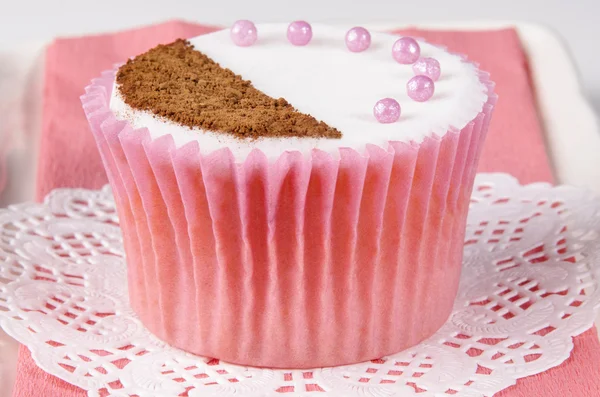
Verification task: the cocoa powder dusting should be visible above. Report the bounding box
[116,39,341,139]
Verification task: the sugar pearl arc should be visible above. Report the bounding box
[413,57,441,81]
[407,75,435,102]
[373,98,401,123]
[345,27,371,52]
[230,20,258,47]
[287,21,313,46]
[392,37,421,64]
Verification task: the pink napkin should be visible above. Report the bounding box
[15,20,599,396]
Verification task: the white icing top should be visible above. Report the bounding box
[110,23,488,160]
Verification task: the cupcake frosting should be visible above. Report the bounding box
[110,23,489,161]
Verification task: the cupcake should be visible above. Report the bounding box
[81,23,496,368]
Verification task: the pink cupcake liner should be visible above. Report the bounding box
[81,63,496,368]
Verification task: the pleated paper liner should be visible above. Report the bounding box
[81,62,496,368]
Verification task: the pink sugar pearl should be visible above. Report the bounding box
[407,75,435,102]
[392,37,420,64]
[345,27,371,52]
[373,98,401,123]
[287,21,312,46]
[413,57,441,81]
[230,20,258,47]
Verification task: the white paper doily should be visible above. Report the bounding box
[1,173,599,397]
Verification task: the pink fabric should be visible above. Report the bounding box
[81,67,494,367]
[14,20,599,395]
[0,136,9,195]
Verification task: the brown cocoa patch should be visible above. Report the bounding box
[116,39,341,139]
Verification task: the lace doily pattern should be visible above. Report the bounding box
[0,174,599,397]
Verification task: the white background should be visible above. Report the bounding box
[1,0,600,116]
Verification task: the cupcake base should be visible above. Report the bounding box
[82,66,495,368]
